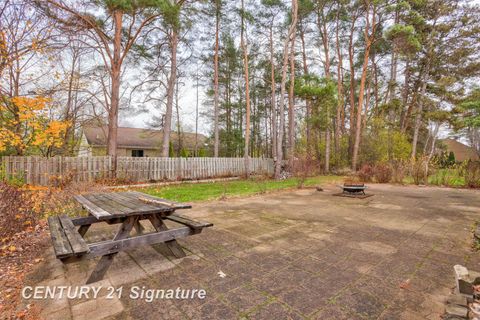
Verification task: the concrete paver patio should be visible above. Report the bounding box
[25,184,480,319]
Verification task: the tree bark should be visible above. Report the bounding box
[270,23,277,162]
[287,32,296,169]
[213,0,220,157]
[107,10,123,172]
[347,17,357,158]
[352,3,375,171]
[400,58,411,132]
[161,30,178,157]
[334,8,344,162]
[275,0,298,179]
[318,7,331,172]
[299,23,311,156]
[411,60,430,159]
[241,0,251,177]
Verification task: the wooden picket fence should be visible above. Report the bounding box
[0,156,274,186]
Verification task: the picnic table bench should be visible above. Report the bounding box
[47,191,212,284]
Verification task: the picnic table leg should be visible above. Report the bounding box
[86,216,137,284]
[134,221,145,235]
[78,224,91,237]
[148,214,186,258]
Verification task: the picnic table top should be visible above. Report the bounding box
[73,191,191,220]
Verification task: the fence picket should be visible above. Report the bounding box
[0,156,274,186]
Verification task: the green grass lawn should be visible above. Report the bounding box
[403,168,465,187]
[137,175,344,202]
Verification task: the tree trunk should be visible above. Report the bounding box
[287,33,296,169]
[175,77,182,156]
[424,122,440,185]
[161,30,178,157]
[385,6,399,104]
[270,24,277,162]
[319,8,331,173]
[299,23,311,156]
[213,0,220,157]
[400,58,411,132]
[195,67,199,156]
[347,19,356,158]
[241,0,251,178]
[334,10,344,162]
[275,0,298,179]
[352,4,375,171]
[411,61,430,159]
[107,10,123,173]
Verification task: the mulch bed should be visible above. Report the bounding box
[0,220,49,319]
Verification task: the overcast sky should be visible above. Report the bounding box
[121,0,480,140]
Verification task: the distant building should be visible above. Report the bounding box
[78,126,208,157]
[438,139,479,162]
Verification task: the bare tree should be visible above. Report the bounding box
[352,1,379,170]
[213,0,221,157]
[275,0,298,179]
[38,0,160,169]
[241,0,251,177]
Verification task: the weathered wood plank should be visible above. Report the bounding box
[74,195,111,219]
[105,192,161,212]
[71,214,158,226]
[85,216,137,284]
[149,214,186,258]
[58,215,89,255]
[1,156,275,186]
[84,226,193,259]
[166,214,213,232]
[129,191,192,209]
[47,216,73,258]
[91,193,132,215]
[99,192,175,216]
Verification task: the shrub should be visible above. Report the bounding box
[390,160,406,184]
[465,161,480,188]
[291,156,319,188]
[374,163,393,183]
[0,183,38,238]
[357,164,374,182]
[33,181,103,218]
[429,163,464,187]
[410,157,429,185]
[335,167,353,176]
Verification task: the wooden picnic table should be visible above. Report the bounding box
[47,191,212,284]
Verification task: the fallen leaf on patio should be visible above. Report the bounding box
[399,279,410,289]
[15,310,26,319]
[217,270,226,278]
[9,246,16,252]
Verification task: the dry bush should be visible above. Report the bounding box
[374,163,393,183]
[410,157,430,185]
[31,181,104,218]
[335,167,354,176]
[465,161,480,188]
[291,156,319,188]
[0,183,38,238]
[390,160,406,184]
[252,173,269,194]
[357,164,374,182]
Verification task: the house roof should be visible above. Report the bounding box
[83,126,207,150]
[439,139,479,162]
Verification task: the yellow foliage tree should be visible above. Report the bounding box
[0,96,70,156]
